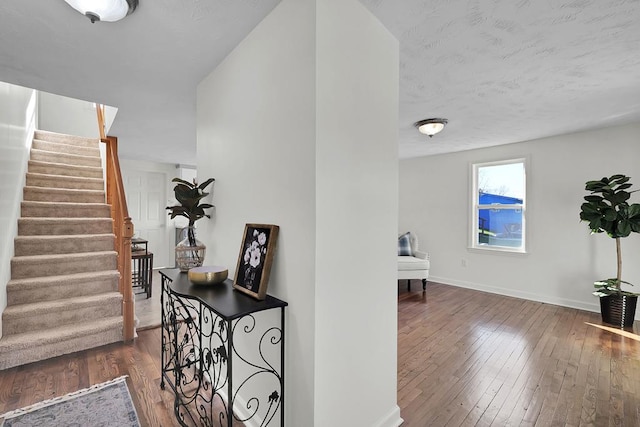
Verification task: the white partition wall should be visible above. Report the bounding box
[196,0,400,425]
[314,0,400,425]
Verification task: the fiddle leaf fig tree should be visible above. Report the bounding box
[579,174,640,296]
[166,177,215,246]
[167,177,215,226]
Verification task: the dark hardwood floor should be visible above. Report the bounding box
[1,282,639,426]
[398,281,640,426]
[0,328,177,426]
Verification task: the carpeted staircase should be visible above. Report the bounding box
[0,130,124,370]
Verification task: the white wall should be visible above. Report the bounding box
[400,123,640,317]
[198,0,316,424]
[314,0,400,426]
[38,91,111,138]
[0,82,37,337]
[197,0,400,425]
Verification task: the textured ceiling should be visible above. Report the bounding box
[0,0,639,163]
[360,0,640,158]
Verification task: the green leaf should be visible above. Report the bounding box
[603,208,617,221]
[614,191,631,204]
[588,218,602,230]
[583,195,603,203]
[166,176,215,224]
[617,221,631,237]
[628,204,640,217]
[198,178,215,190]
[580,202,596,212]
[171,177,195,188]
[585,181,605,191]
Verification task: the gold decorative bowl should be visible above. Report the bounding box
[188,266,228,285]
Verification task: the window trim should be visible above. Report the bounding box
[470,157,527,254]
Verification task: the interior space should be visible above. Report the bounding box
[1,1,639,426]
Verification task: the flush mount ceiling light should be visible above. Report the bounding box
[64,0,138,23]
[414,118,448,137]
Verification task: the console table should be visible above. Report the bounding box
[159,268,287,427]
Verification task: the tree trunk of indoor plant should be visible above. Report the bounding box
[600,237,637,327]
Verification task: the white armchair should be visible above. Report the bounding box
[398,232,430,291]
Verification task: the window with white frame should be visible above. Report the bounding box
[471,158,526,252]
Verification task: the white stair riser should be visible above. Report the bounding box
[11,253,117,279]
[18,219,113,236]
[32,140,100,158]
[21,202,111,218]
[30,150,101,168]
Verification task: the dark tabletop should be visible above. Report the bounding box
[159,268,287,320]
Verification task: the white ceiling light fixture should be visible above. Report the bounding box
[414,118,448,138]
[63,0,138,23]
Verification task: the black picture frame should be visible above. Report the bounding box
[233,224,279,300]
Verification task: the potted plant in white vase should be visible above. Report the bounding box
[166,177,215,272]
[579,174,640,327]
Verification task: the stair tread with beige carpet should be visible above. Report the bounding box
[11,251,117,279]
[14,234,115,256]
[0,130,125,371]
[7,270,120,305]
[26,172,104,190]
[21,201,111,218]
[30,149,102,168]
[23,186,106,203]
[18,217,114,236]
[28,160,103,179]
[0,317,123,370]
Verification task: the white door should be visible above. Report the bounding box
[123,170,171,267]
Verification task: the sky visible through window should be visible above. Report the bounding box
[478,162,524,200]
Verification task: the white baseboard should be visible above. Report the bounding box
[374,405,403,427]
[428,275,601,315]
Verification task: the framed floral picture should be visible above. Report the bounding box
[233,224,279,300]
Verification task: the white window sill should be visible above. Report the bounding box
[468,245,528,256]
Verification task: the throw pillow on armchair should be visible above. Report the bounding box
[398,232,412,256]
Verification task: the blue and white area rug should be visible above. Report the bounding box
[0,375,140,427]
